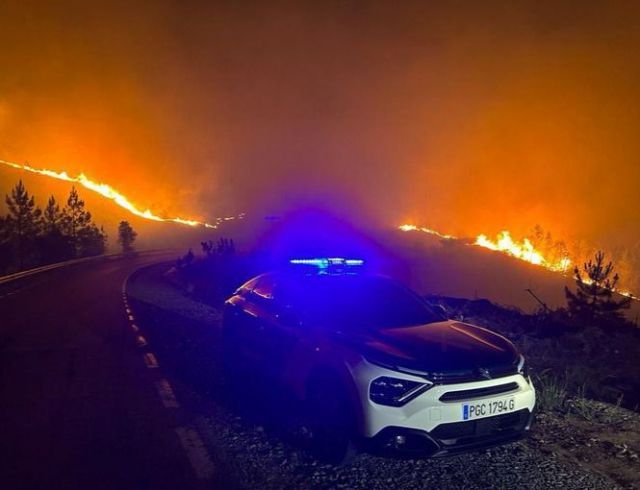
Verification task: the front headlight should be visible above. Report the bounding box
[369,376,433,407]
[517,354,530,379]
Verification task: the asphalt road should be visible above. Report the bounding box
[0,252,206,490]
[0,255,623,490]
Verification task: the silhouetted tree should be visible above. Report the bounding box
[176,248,195,269]
[79,223,107,256]
[217,237,235,256]
[201,240,214,256]
[565,251,631,325]
[0,215,8,242]
[63,186,92,256]
[42,196,62,232]
[530,224,545,250]
[0,215,11,273]
[38,195,73,263]
[62,187,107,257]
[4,180,42,270]
[0,182,109,273]
[201,238,235,257]
[117,221,137,253]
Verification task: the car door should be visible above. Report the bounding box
[260,279,306,380]
[239,274,279,365]
[225,274,274,364]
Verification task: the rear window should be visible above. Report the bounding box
[283,275,444,329]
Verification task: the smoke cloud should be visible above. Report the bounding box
[1,1,639,253]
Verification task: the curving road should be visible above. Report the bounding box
[0,252,207,490]
[0,255,624,490]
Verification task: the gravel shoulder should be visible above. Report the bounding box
[126,262,633,489]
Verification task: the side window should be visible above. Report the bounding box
[235,277,259,295]
[251,275,277,300]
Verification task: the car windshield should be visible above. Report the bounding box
[284,275,445,329]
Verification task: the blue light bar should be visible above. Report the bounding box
[344,259,364,266]
[289,257,365,272]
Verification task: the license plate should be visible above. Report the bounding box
[462,396,516,420]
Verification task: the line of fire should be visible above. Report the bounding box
[1,2,639,489]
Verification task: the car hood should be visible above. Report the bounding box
[341,320,519,381]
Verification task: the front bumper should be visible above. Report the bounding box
[351,359,536,456]
[369,408,534,456]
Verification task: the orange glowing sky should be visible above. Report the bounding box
[1,1,640,250]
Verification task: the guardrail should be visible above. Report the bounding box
[0,249,178,286]
[0,254,123,285]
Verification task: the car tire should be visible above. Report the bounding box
[305,374,358,465]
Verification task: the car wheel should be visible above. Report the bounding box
[305,374,358,465]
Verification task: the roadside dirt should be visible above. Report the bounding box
[530,403,640,488]
[124,261,638,489]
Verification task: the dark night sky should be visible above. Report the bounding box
[1,0,639,249]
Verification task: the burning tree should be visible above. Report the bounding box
[565,251,631,324]
[117,221,137,253]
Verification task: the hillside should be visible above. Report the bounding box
[391,231,640,322]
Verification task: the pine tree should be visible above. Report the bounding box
[38,195,74,263]
[4,180,42,270]
[63,186,92,256]
[565,251,631,325]
[0,215,11,273]
[42,196,63,232]
[0,215,7,242]
[78,223,107,256]
[117,221,137,253]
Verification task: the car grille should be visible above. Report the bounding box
[430,409,530,442]
[439,382,519,402]
[428,365,519,384]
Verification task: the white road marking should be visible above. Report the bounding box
[131,324,140,333]
[136,335,147,347]
[155,379,180,408]
[175,427,215,480]
[128,314,135,321]
[143,352,159,368]
[126,308,132,314]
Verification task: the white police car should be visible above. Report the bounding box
[222,258,536,462]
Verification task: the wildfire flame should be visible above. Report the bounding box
[0,158,243,229]
[398,224,457,240]
[399,224,640,299]
[399,224,571,272]
[475,231,572,272]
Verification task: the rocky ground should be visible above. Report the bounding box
[126,262,639,489]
